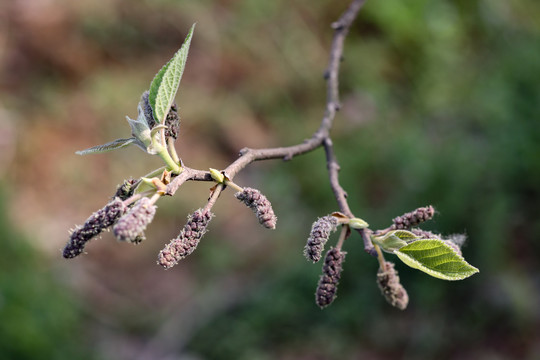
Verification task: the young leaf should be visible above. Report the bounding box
[394,239,479,280]
[372,230,418,253]
[148,24,195,124]
[76,138,137,155]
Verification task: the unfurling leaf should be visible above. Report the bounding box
[148,24,195,124]
[373,230,418,253]
[75,138,137,155]
[394,239,479,280]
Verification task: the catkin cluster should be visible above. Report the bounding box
[376,261,409,310]
[304,215,339,263]
[63,197,126,258]
[157,209,214,269]
[315,247,346,309]
[235,187,277,229]
[392,205,435,230]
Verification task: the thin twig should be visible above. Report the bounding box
[166,0,366,189]
[203,184,223,213]
[163,0,374,256]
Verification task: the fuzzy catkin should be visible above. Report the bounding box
[235,187,277,230]
[377,261,409,310]
[157,209,214,269]
[315,247,346,309]
[113,197,156,243]
[304,216,339,263]
[63,197,126,258]
[392,205,435,230]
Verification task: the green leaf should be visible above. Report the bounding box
[372,230,418,253]
[75,138,136,155]
[148,23,195,123]
[394,239,479,281]
[390,230,418,242]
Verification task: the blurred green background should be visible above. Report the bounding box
[1,0,539,359]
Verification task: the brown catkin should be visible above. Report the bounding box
[304,216,339,263]
[63,197,126,258]
[315,247,346,309]
[235,187,277,229]
[376,261,409,310]
[392,205,435,230]
[113,197,156,243]
[157,209,214,269]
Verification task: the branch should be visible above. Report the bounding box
[164,0,374,254]
[167,0,366,186]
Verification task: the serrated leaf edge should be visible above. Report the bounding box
[149,23,195,123]
[394,239,479,281]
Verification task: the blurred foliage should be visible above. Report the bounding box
[1,0,540,359]
[0,192,93,360]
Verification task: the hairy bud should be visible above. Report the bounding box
[315,248,346,309]
[63,198,126,258]
[392,205,435,230]
[157,209,214,269]
[113,197,156,242]
[377,261,409,310]
[304,216,339,263]
[114,179,138,201]
[235,187,277,229]
[141,91,156,129]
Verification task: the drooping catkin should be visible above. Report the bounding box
[157,209,214,269]
[235,187,277,229]
[113,197,156,243]
[63,197,126,258]
[315,247,346,309]
[392,205,435,230]
[376,261,409,310]
[304,216,339,263]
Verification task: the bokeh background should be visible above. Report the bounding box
[1,0,539,359]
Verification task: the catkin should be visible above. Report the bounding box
[315,247,346,309]
[376,261,409,310]
[304,216,339,263]
[235,187,277,229]
[157,209,214,269]
[392,205,435,230]
[63,197,126,258]
[113,197,156,243]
